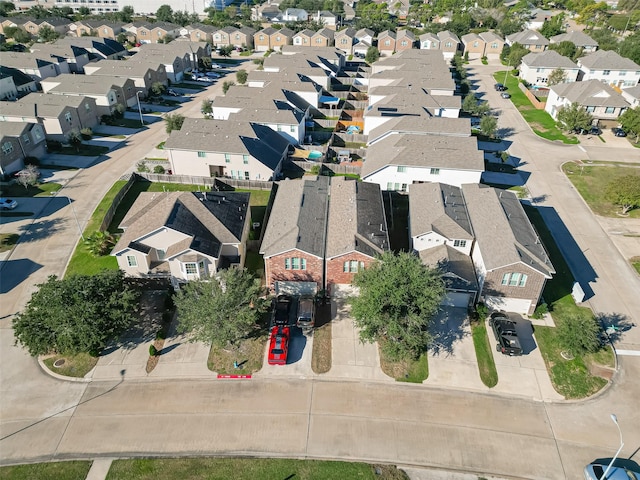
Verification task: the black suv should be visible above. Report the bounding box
[489,312,523,356]
[494,83,507,91]
[270,294,293,327]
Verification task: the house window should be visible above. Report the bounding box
[316,38,322,44]
[230,170,236,178]
[605,107,615,114]
[184,263,198,275]
[2,142,13,154]
[519,274,528,287]
[501,273,509,285]
[243,154,249,164]
[277,125,282,132]
[387,182,393,190]
[157,249,166,260]
[397,166,407,173]
[343,260,364,273]
[430,168,440,175]
[619,71,626,76]
[290,125,295,133]
[491,42,498,48]
[586,106,595,112]
[473,41,479,47]
[401,40,407,46]
[384,40,390,46]
[126,255,137,267]
[453,239,466,247]
[224,154,231,163]
[445,42,452,47]
[198,151,206,157]
[65,111,72,123]
[22,134,30,145]
[508,273,519,286]
[244,171,250,180]
[259,35,264,41]
[285,257,307,270]
[85,102,91,111]
[341,38,347,44]
[502,272,527,287]
[276,36,281,41]
[603,70,610,75]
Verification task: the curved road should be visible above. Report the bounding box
[1,60,639,479]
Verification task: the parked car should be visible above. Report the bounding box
[589,126,601,135]
[296,296,315,330]
[0,197,18,210]
[612,127,627,137]
[500,92,511,99]
[271,294,293,327]
[205,72,221,78]
[267,326,290,365]
[494,83,506,91]
[196,77,215,83]
[210,63,223,69]
[489,312,523,356]
[584,463,639,480]
[167,89,179,97]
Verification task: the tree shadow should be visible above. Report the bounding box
[597,312,636,344]
[17,216,67,243]
[429,308,469,357]
[159,343,181,355]
[497,126,517,139]
[0,258,43,294]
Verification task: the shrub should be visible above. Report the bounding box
[309,164,320,175]
[149,344,157,356]
[153,165,166,174]
[475,302,489,320]
[136,161,150,173]
[80,127,93,140]
[532,302,549,319]
[557,313,601,356]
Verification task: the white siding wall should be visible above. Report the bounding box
[580,68,640,88]
[364,165,482,189]
[168,149,277,180]
[211,106,241,120]
[412,231,447,251]
[520,64,579,85]
[116,248,151,275]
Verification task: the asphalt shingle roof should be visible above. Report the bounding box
[551,31,598,48]
[578,49,640,71]
[522,50,578,68]
[550,79,630,108]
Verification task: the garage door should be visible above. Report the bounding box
[485,296,532,315]
[441,292,473,308]
[275,281,317,296]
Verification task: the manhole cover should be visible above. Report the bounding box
[53,359,66,368]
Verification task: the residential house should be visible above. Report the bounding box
[312,28,334,48]
[260,176,329,295]
[519,50,579,85]
[252,3,281,22]
[361,134,484,190]
[366,116,472,145]
[545,79,630,125]
[22,17,71,37]
[550,31,598,53]
[127,21,181,44]
[280,8,309,22]
[480,31,505,59]
[0,122,46,178]
[293,29,315,47]
[212,26,236,47]
[313,10,338,29]
[462,184,554,315]
[353,28,375,57]
[84,60,167,94]
[253,27,294,52]
[377,30,396,56]
[419,30,460,59]
[325,177,389,295]
[395,29,416,53]
[0,66,37,99]
[164,118,291,181]
[506,29,549,52]
[228,26,256,50]
[112,190,251,286]
[334,27,356,54]
[41,74,137,116]
[0,52,64,80]
[0,17,31,35]
[0,93,100,142]
[29,43,90,74]
[576,50,640,88]
[409,182,477,308]
[526,8,554,30]
[134,42,208,83]
[55,37,127,60]
[182,23,216,43]
[70,20,125,39]
[621,85,640,108]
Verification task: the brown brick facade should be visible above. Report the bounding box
[264,249,323,292]
[326,252,375,293]
[482,265,547,315]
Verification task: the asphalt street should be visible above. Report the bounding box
[0,58,639,479]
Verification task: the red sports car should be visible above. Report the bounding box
[267,326,290,365]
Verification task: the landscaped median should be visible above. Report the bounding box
[470,318,498,388]
[494,71,578,145]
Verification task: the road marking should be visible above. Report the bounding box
[616,350,640,356]
[578,145,586,152]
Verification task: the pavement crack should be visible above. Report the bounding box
[304,380,314,456]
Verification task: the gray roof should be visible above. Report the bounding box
[355,28,375,39]
[368,116,471,144]
[438,30,460,43]
[260,176,329,258]
[86,59,163,77]
[326,177,389,259]
[578,49,640,71]
[622,85,640,100]
[362,134,484,177]
[43,73,131,95]
[419,244,478,292]
[164,118,291,171]
[365,90,461,117]
[550,79,630,108]
[409,182,473,241]
[461,184,554,277]
[0,52,56,69]
[185,23,217,33]
[551,31,598,47]
[506,29,549,46]
[30,44,88,61]
[55,37,126,57]
[0,66,35,87]
[0,93,90,117]
[0,121,30,137]
[113,191,249,258]
[521,50,578,69]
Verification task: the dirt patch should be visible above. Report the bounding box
[311,322,332,374]
[587,362,615,381]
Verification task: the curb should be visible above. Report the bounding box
[37,355,92,383]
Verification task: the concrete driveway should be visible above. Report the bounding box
[257,326,315,378]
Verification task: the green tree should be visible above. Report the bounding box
[77,6,91,16]
[462,94,478,114]
[84,230,116,256]
[556,102,593,132]
[548,40,577,60]
[480,115,498,137]
[118,5,134,22]
[556,313,601,357]
[236,69,248,84]
[507,42,529,68]
[172,10,199,26]
[16,164,40,190]
[619,106,640,142]
[547,68,567,86]
[540,14,565,38]
[163,113,185,133]
[201,99,213,116]
[116,32,129,45]
[587,28,619,52]
[38,25,60,42]
[365,45,380,63]
[350,251,445,360]
[0,1,16,16]
[156,4,174,22]
[577,2,608,26]
[605,175,640,215]
[222,80,235,94]
[68,129,82,152]
[618,30,640,64]
[150,81,166,97]
[13,271,140,356]
[175,268,264,347]
[218,45,234,57]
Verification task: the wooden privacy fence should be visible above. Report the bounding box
[99,173,137,231]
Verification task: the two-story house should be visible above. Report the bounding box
[506,29,549,52]
[334,27,356,55]
[550,31,599,53]
[519,50,580,85]
[419,30,460,59]
[576,50,640,88]
[0,66,37,100]
[461,32,505,59]
[0,122,46,178]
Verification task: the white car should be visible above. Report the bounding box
[584,463,638,480]
[196,77,215,83]
[0,197,18,210]
[210,63,223,69]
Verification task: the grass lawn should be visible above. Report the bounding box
[562,162,640,218]
[524,205,614,398]
[244,251,264,282]
[0,233,19,253]
[311,321,332,374]
[57,145,110,156]
[379,344,429,383]
[106,458,409,480]
[0,182,62,197]
[42,352,98,378]
[0,461,92,480]
[494,72,578,145]
[631,256,640,275]
[471,320,498,388]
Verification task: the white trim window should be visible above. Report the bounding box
[501,272,528,287]
[285,257,307,270]
[126,255,137,267]
[343,260,365,273]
